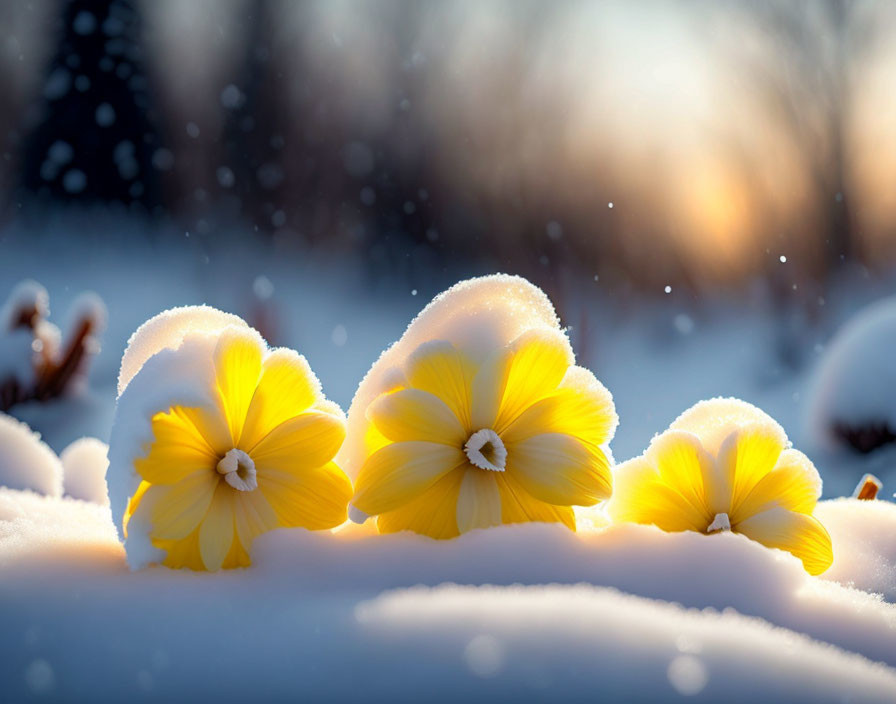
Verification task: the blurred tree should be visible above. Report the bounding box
[737,0,878,283]
[220,0,289,232]
[19,0,164,213]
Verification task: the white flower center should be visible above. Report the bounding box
[216,448,257,491]
[707,512,731,533]
[464,429,507,472]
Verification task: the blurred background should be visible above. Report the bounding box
[2,0,896,494]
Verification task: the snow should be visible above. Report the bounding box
[60,437,109,505]
[0,414,63,497]
[116,304,246,396]
[815,498,896,601]
[806,296,896,453]
[1,483,895,701]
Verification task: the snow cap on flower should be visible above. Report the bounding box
[607,397,833,575]
[341,274,617,539]
[108,305,351,571]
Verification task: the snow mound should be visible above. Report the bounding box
[60,437,109,505]
[357,584,896,702]
[0,488,119,567]
[1,485,895,701]
[807,297,896,453]
[0,413,63,496]
[816,498,896,601]
[116,304,247,396]
[338,274,588,479]
[255,512,896,669]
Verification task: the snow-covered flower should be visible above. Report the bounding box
[342,275,617,538]
[607,398,833,575]
[108,306,352,571]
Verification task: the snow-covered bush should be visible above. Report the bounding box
[807,297,896,455]
[0,280,107,412]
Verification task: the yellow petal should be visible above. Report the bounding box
[149,470,218,540]
[157,527,205,571]
[352,441,467,516]
[734,449,822,522]
[250,411,346,471]
[607,456,707,532]
[735,507,834,575]
[495,474,575,529]
[456,468,502,533]
[240,348,320,451]
[135,408,218,485]
[376,469,465,539]
[199,483,235,571]
[645,430,712,521]
[501,369,616,448]
[176,405,233,457]
[123,479,151,538]
[362,421,392,460]
[214,327,264,445]
[404,340,475,430]
[717,424,787,516]
[368,388,466,446]
[506,433,612,506]
[221,533,252,569]
[472,328,572,433]
[233,488,280,551]
[260,461,353,530]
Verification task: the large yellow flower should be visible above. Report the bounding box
[117,323,352,571]
[607,398,833,575]
[349,328,616,538]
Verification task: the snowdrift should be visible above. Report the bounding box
[1,484,895,702]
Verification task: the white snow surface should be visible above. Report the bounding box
[1,485,895,702]
[0,413,63,496]
[60,437,110,505]
[816,498,896,601]
[807,296,896,452]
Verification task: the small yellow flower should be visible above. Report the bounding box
[349,327,616,538]
[607,398,833,575]
[118,323,352,571]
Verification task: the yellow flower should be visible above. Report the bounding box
[607,398,833,575]
[349,327,616,538]
[118,323,352,571]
